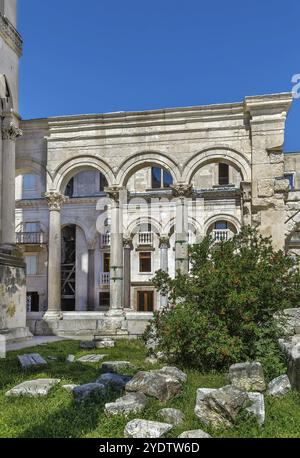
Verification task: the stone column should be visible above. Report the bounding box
[87,240,96,311]
[123,236,132,309]
[106,186,124,315]
[0,118,22,250]
[172,184,192,275]
[44,192,66,319]
[159,235,169,309]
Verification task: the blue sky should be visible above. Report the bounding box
[19,0,300,151]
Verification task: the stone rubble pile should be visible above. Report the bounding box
[8,344,296,439]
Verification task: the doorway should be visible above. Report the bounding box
[137,290,154,312]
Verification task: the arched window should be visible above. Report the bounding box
[218,163,229,186]
[151,167,173,189]
[207,220,237,242]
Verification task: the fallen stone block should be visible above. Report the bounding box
[195,385,250,428]
[196,388,217,403]
[158,408,185,426]
[18,353,48,369]
[229,362,266,392]
[126,370,182,403]
[246,392,265,426]
[178,429,211,438]
[66,354,75,363]
[6,379,60,397]
[105,393,147,416]
[124,419,173,438]
[73,383,107,402]
[267,374,291,397]
[157,366,187,384]
[101,361,133,373]
[96,372,132,391]
[77,354,106,363]
[80,341,96,350]
[95,338,115,349]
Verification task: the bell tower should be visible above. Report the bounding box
[0,1,30,341]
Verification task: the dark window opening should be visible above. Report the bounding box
[26,292,39,312]
[100,173,108,192]
[61,225,76,311]
[151,167,173,188]
[103,253,110,272]
[139,252,152,273]
[214,221,228,230]
[65,178,74,197]
[219,163,229,186]
[137,291,154,312]
[163,170,173,188]
[151,167,161,188]
[99,292,110,308]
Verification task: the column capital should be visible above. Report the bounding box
[1,121,22,141]
[87,239,97,250]
[123,235,132,249]
[171,183,193,198]
[159,235,170,248]
[44,192,66,211]
[105,185,124,202]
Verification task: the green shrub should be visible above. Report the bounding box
[144,227,300,377]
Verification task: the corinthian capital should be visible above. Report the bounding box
[2,122,23,141]
[44,192,66,211]
[159,235,170,249]
[171,183,193,198]
[105,185,123,202]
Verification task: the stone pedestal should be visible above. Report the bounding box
[0,250,31,341]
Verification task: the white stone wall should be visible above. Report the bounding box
[14,93,299,316]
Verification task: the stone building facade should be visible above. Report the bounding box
[2,1,300,340]
[14,92,300,338]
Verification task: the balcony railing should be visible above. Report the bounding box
[100,272,110,285]
[101,233,111,247]
[16,232,46,245]
[138,232,153,246]
[213,229,230,242]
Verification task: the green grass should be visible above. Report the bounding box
[0,339,300,438]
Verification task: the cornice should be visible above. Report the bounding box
[0,13,23,57]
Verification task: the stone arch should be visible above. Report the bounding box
[126,216,162,238]
[182,147,251,184]
[204,213,241,234]
[61,220,89,244]
[16,157,48,178]
[115,151,181,186]
[163,216,202,237]
[49,155,114,193]
[15,158,48,199]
